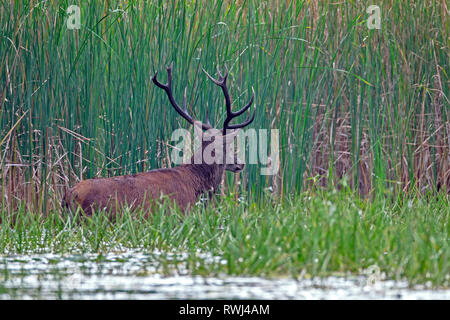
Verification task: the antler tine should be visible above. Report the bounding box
[229,87,255,118]
[226,105,256,130]
[225,87,256,130]
[166,62,173,87]
[216,65,222,79]
[203,66,256,133]
[152,63,212,131]
[215,64,229,80]
[203,68,223,86]
[202,66,232,124]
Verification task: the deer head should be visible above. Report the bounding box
[152,63,256,176]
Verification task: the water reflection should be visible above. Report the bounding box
[0,252,448,299]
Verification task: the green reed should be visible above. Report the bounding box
[1,191,448,286]
[0,1,448,211]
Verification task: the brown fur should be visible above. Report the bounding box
[62,138,242,217]
[63,65,253,217]
[63,163,225,217]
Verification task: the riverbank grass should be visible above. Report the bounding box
[1,191,448,287]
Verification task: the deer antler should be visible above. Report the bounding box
[152,63,212,131]
[202,65,256,134]
[153,63,255,134]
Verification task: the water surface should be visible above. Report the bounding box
[0,251,448,299]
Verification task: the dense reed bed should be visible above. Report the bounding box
[1,1,449,213]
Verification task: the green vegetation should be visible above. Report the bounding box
[1,1,448,212]
[0,1,448,289]
[1,191,449,287]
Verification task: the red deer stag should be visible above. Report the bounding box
[63,64,255,217]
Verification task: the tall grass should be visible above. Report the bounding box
[1,0,448,212]
[0,191,448,286]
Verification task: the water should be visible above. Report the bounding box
[0,251,448,299]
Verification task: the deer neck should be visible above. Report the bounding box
[184,162,224,196]
[180,137,227,196]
